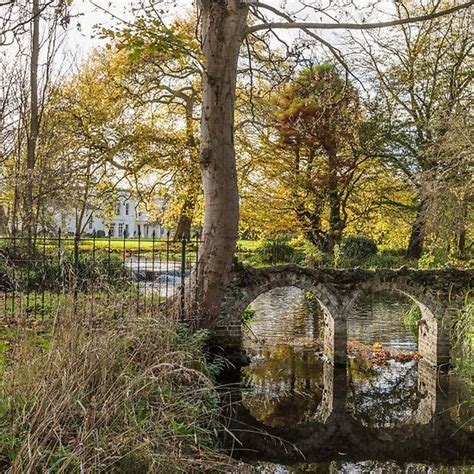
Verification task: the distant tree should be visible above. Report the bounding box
[277,64,365,253]
[102,17,202,240]
[249,64,377,255]
[0,0,69,241]
[353,0,473,258]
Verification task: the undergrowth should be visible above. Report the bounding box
[0,308,232,473]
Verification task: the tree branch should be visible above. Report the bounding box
[246,1,474,35]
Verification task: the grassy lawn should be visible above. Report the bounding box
[237,240,261,252]
[77,238,259,253]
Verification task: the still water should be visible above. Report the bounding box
[226,287,473,472]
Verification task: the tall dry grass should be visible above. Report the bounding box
[0,306,233,473]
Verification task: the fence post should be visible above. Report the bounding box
[73,232,79,276]
[136,227,141,316]
[73,231,80,308]
[180,236,187,322]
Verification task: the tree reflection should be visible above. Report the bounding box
[242,345,324,428]
[347,357,420,427]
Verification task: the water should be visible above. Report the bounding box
[126,255,189,298]
[348,291,417,351]
[225,286,473,472]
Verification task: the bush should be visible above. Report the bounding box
[418,250,450,269]
[0,309,229,472]
[403,303,422,340]
[335,236,378,268]
[0,251,131,293]
[254,237,302,265]
[450,294,473,424]
[289,236,328,268]
[365,252,405,270]
[242,306,256,324]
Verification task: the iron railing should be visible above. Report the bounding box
[0,231,201,322]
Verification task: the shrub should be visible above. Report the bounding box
[418,250,450,269]
[289,236,328,268]
[335,236,378,268]
[255,237,302,265]
[449,293,473,425]
[0,309,229,472]
[242,306,256,324]
[0,251,131,293]
[403,303,422,340]
[366,252,405,270]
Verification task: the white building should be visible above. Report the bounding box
[64,192,168,238]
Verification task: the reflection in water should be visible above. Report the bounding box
[243,345,422,430]
[246,287,417,350]
[349,291,417,351]
[347,358,419,428]
[245,287,321,342]
[254,461,474,473]
[244,286,423,429]
[242,345,324,428]
[231,286,473,469]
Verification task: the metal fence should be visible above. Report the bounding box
[0,231,201,322]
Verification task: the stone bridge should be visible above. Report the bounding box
[211,265,473,368]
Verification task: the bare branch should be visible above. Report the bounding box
[246,1,474,35]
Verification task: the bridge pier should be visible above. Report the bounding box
[322,310,348,367]
[416,301,451,370]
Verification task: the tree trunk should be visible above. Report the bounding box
[173,197,195,241]
[0,204,7,235]
[174,95,199,241]
[327,151,344,254]
[23,0,40,246]
[456,197,468,258]
[406,198,427,259]
[194,0,248,326]
[328,190,343,254]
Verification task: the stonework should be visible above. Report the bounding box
[212,265,473,368]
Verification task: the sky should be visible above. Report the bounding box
[63,0,395,63]
[66,0,186,59]
[0,0,397,89]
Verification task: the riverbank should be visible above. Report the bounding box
[0,307,234,472]
[1,292,472,472]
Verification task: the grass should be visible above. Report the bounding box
[0,305,233,472]
[237,239,473,270]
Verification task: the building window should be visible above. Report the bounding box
[137,224,141,236]
[116,202,121,215]
[88,219,93,229]
[124,224,129,238]
[109,224,115,237]
[125,202,129,215]
[118,223,124,237]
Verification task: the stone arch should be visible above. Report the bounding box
[346,276,450,368]
[217,268,344,425]
[215,267,349,364]
[344,277,450,427]
[227,270,341,320]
